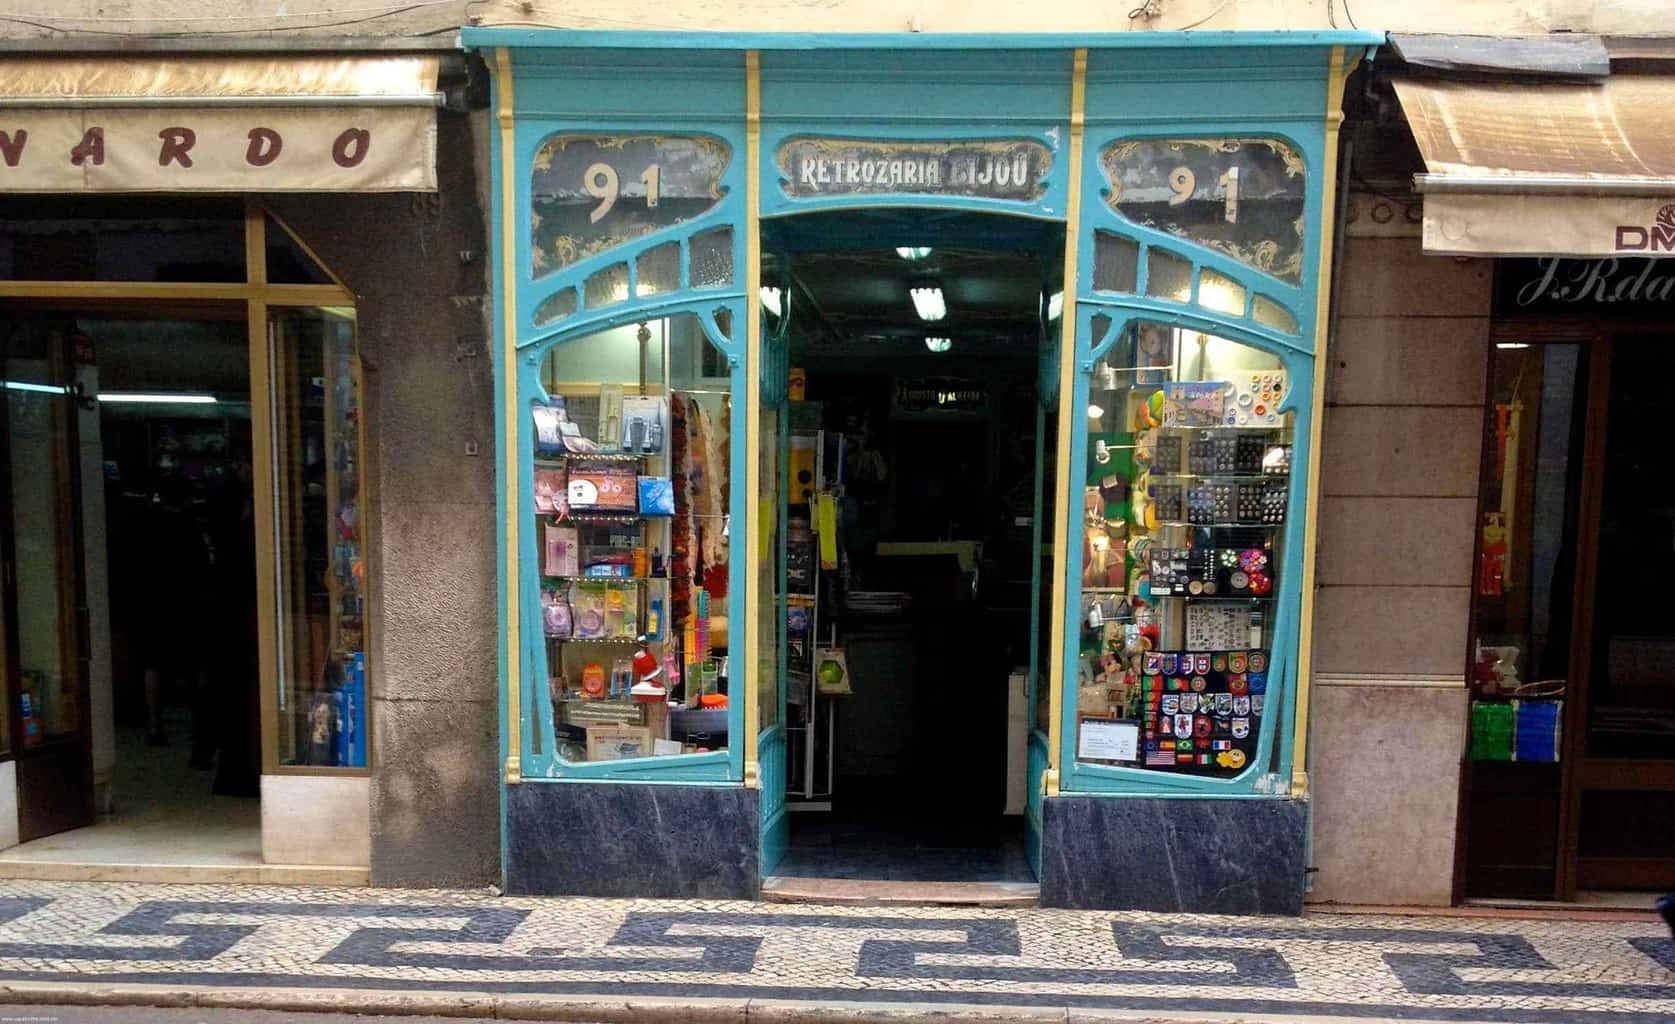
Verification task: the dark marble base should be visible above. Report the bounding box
[506,781,760,899]
[1040,795,1307,915]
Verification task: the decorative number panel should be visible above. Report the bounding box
[1101,139,1306,286]
[530,134,731,279]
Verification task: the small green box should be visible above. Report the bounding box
[1470,700,1514,761]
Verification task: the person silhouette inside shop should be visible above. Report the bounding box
[138,474,212,749]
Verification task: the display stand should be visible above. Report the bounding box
[786,426,835,811]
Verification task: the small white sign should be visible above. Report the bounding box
[1078,719,1140,762]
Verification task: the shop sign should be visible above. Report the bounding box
[1497,256,1675,314]
[776,138,1051,202]
[892,376,989,418]
[0,108,436,192]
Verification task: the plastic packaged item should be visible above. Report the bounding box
[542,588,573,639]
[534,467,566,515]
[544,523,580,578]
[638,476,675,516]
[579,661,607,700]
[604,585,626,637]
[571,583,607,639]
[621,396,668,454]
[610,658,634,699]
[647,595,663,641]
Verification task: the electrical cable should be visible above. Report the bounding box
[1176,1,1234,31]
[1340,0,1359,27]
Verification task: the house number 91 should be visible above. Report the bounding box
[584,162,661,223]
[1166,164,1240,224]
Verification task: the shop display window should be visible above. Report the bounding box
[1073,320,1291,776]
[272,306,368,768]
[533,313,733,763]
[1465,342,1584,764]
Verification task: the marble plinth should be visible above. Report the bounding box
[1040,795,1308,915]
[505,781,759,899]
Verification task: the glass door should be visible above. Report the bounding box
[1,312,93,842]
[756,282,790,873]
[1574,332,1675,891]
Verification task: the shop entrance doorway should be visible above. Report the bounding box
[1,301,262,865]
[1462,323,1675,902]
[0,200,367,879]
[757,211,1061,899]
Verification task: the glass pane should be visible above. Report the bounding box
[690,227,734,288]
[1146,248,1192,303]
[534,288,578,327]
[1198,269,1246,317]
[1252,294,1298,334]
[1101,138,1306,285]
[542,320,666,397]
[533,313,733,763]
[271,307,368,768]
[585,263,629,310]
[1075,321,1290,777]
[757,394,782,735]
[0,197,245,282]
[530,134,730,278]
[1587,337,1675,759]
[1461,341,1585,898]
[265,216,334,285]
[1092,231,1139,294]
[4,332,74,751]
[635,243,681,298]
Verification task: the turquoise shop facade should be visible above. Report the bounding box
[464,28,1382,913]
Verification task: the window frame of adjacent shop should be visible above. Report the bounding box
[0,199,371,779]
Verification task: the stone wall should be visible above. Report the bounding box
[262,105,499,889]
[1305,186,1487,907]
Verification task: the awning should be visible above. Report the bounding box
[1394,76,1675,257]
[0,55,440,192]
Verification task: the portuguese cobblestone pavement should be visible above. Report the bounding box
[0,880,1665,1023]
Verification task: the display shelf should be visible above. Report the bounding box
[1148,472,1289,482]
[1152,520,1285,529]
[535,452,647,465]
[561,512,645,524]
[543,575,663,583]
[546,635,643,645]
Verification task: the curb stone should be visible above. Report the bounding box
[0,982,1271,1024]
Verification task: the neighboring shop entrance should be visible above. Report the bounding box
[1462,257,1675,900]
[0,200,369,873]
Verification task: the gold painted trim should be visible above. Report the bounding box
[0,281,348,304]
[246,202,283,778]
[742,49,763,787]
[264,207,353,294]
[493,47,523,784]
[1045,48,1087,785]
[1290,46,1350,800]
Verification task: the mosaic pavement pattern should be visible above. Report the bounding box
[0,881,1667,1022]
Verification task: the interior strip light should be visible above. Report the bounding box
[99,392,219,405]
